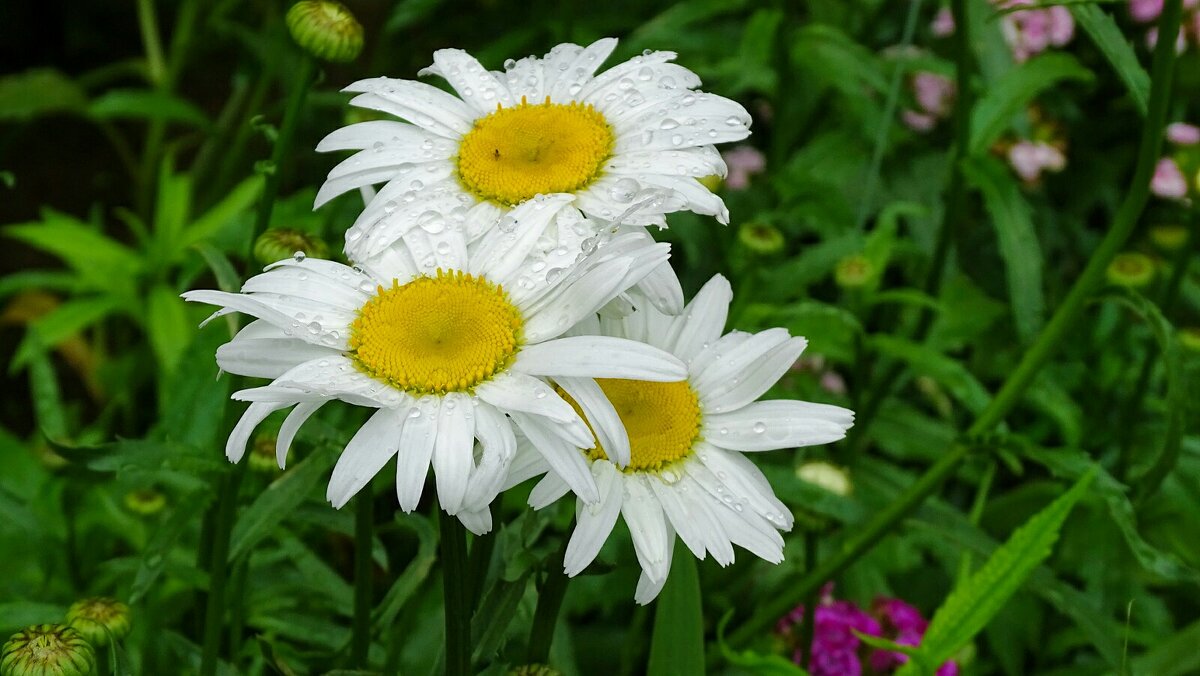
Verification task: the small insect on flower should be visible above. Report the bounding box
[507,274,854,602]
[315,38,754,314]
[183,198,687,534]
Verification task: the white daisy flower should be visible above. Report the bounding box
[182,196,687,534]
[313,38,752,312]
[506,275,854,601]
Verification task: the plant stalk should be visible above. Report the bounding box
[439,510,471,676]
[528,544,570,665]
[352,484,374,667]
[199,466,244,676]
[254,56,318,242]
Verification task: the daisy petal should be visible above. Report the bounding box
[554,376,630,468]
[276,401,324,468]
[463,403,516,509]
[343,78,475,137]
[515,336,687,381]
[471,194,574,281]
[529,472,571,509]
[427,49,516,112]
[521,257,633,342]
[670,274,732,365]
[697,335,808,413]
[227,402,288,462]
[475,372,578,424]
[564,461,623,576]
[511,412,599,504]
[327,408,404,509]
[432,392,474,514]
[546,38,618,101]
[692,445,792,530]
[621,475,672,585]
[396,396,437,512]
[457,507,493,536]
[705,400,854,452]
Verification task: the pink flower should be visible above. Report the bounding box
[931,7,956,36]
[1151,158,1189,199]
[1007,140,1067,183]
[1167,122,1200,145]
[721,145,766,190]
[1146,26,1188,53]
[1130,0,1163,22]
[903,109,938,133]
[912,72,955,116]
[999,1,1076,62]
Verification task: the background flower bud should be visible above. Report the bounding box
[286,1,364,63]
[66,598,133,645]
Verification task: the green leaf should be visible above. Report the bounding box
[648,543,705,676]
[0,68,87,120]
[716,612,809,675]
[228,445,338,561]
[870,335,992,415]
[11,295,122,370]
[181,175,263,251]
[969,52,1094,155]
[899,471,1096,674]
[1071,4,1150,116]
[0,270,79,299]
[146,285,193,375]
[87,89,210,127]
[5,209,143,292]
[374,513,438,629]
[151,161,193,259]
[193,243,244,293]
[0,602,66,634]
[961,156,1045,342]
[1133,618,1200,676]
[740,300,863,363]
[1023,446,1200,584]
[470,573,530,662]
[130,490,214,602]
[27,351,68,440]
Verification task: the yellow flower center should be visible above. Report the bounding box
[457,97,614,206]
[560,379,702,473]
[349,270,523,394]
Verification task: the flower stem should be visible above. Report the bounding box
[352,484,374,667]
[254,56,318,244]
[199,466,245,676]
[439,510,471,676]
[799,531,819,672]
[528,543,570,665]
[728,0,1182,647]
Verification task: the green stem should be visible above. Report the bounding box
[956,460,996,582]
[135,0,167,86]
[199,466,245,676]
[527,544,570,665]
[727,0,1183,649]
[352,484,374,668]
[798,531,819,671]
[439,510,471,676]
[253,57,318,244]
[466,525,496,611]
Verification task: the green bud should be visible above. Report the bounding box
[697,175,723,192]
[286,1,364,63]
[1,625,96,676]
[737,221,785,255]
[66,598,132,646]
[123,489,167,516]
[1149,224,1189,251]
[1180,327,1200,353]
[834,254,874,288]
[253,228,330,267]
[249,433,282,474]
[1105,252,1156,288]
[508,665,562,676]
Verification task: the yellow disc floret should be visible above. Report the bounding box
[349,270,523,394]
[457,97,614,206]
[560,379,702,473]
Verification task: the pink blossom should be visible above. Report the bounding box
[903,109,938,133]
[1146,26,1188,53]
[821,370,847,396]
[913,72,955,116]
[999,1,1076,62]
[1151,158,1189,199]
[1167,123,1200,145]
[1007,140,1067,183]
[1130,0,1163,22]
[721,145,766,190]
[931,7,956,36]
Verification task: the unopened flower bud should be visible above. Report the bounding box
[1,625,96,676]
[1105,252,1156,288]
[797,461,852,497]
[834,254,874,288]
[508,665,562,676]
[286,1,364,63]
[66,598,132,645]
[253,228,329,267]
[738,222,785,255]
[1180,327,1200,353]
[1149,224,1189,251]
[123,489,167,516]
[249,431,282,474]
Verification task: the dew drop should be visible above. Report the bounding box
[292,251,306,262]
[753,422,767,434]
[659,118,680,130]
[608,177,640,203]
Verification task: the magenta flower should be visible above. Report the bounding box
[1166,122,1200,145]
[931,7,956,37]
[1151,158,1189,199]
[998,0,1075,62]
[1130,0,1164,22]
[721,145,766,190]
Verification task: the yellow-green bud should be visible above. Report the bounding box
[796,461,852,496]
[248,432,282,474]
[1149,224,1189,251]
[123,489,166,516]
[834,254,874,288]
[738,221,785,255]
[508,665,562,676]
[253,228,329,267]
[1,625,96,676]
[697,175,723,192]
[1180,327,1200,353]
[66,598,132,646]
[1105,252,1156,288]
[286,1,364,63]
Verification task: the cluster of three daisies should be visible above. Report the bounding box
[185,38,854,602]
